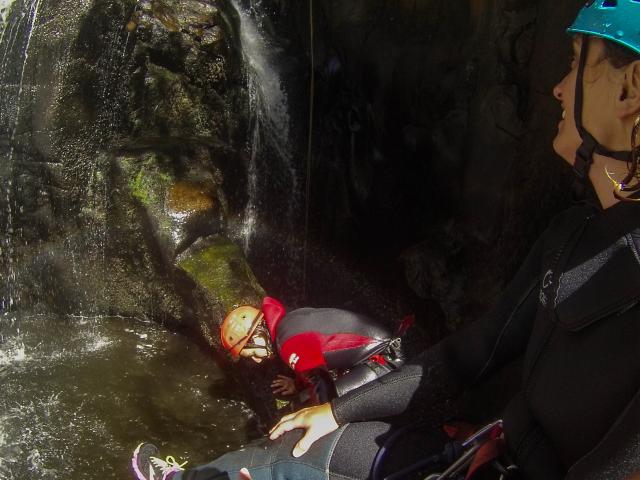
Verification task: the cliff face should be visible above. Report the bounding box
[0,0,284,419]
[257,0,582,332]
[0,0,585,420]
[0,0,253,327]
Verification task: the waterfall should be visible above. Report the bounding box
[0,0,17,36]
[230,0,299,253]
[0,0,42,313]
[0,2,267,476]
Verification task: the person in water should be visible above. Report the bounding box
[220,297,406,405]
[131,2,640,479]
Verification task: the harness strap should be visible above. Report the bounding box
[442,421,508,479]
[572,36,631,199]
[396,314,415,337]
[464,438,506,480]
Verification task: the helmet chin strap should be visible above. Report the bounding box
[246,324,274,357]
[572,36,631,200]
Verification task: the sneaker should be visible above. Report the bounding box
[132,442,187,480]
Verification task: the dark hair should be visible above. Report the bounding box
[603,39,640,69]
[603,39,640,199]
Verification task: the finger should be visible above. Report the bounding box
[280,412,298,422]
[269,420,295,439]
[292,430,319,458]
[269,418,301,440]
[269,412,297,434]
[238,467,252,480]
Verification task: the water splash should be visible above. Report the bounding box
[0,313,257,478]
[0,337,25,366]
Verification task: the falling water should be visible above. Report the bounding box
[0,0,42,313]
[0,0,17,51]
[0,0,16,33]
[8,0,39,139]
[230,0,299,252]
[82,6,133,313]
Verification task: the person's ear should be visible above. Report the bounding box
[618,60,640,118]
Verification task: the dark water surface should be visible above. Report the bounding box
[0,313,257,479]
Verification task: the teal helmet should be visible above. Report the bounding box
[568,0,640,56]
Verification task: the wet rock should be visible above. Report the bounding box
[167,180,216,214]
[0,0,249,329]
[134,0,223,47]
[129,0,235,139]
[151,1,181,32]
[166,181,225,255]
[132,63,218,138]
[400,221,466,332]
[201,25,224,47]
[175,234,278,421]
[177,236,265,314]
[271,0,579,328]
[117,151,227,260]
[175,1,219,28]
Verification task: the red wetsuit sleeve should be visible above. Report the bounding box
[281,333,332,403]
[279,332,327,373]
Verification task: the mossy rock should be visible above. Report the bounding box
[177,237,265,315]
[118,153,225,259]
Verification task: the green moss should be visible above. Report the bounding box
[130,169,152,206]
[124,156,173,208]
[275,398,291,411]
[177,239,265,312]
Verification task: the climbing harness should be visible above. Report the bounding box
[372,420,518,480]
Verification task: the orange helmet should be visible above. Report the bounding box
[220,306,264,357]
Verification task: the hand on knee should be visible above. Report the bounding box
[269,403,339,458]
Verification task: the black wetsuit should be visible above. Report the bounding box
[331,200,640,479]
[174,200,640,480]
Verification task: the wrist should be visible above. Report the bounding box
[328,400,342,427]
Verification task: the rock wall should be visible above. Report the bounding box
[0,0,592,422]
[1,0,245,319]
[0,0,286,420]
[258,0,584,335]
